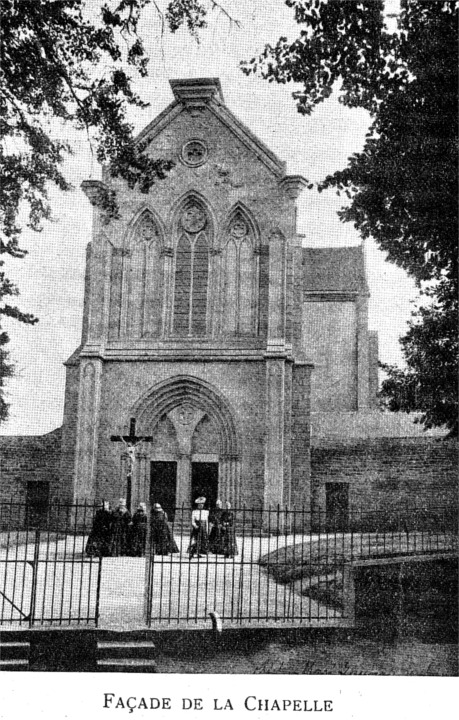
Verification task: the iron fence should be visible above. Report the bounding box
[0,500,456,628]
[0,501,101,626]
[146,504,458,627]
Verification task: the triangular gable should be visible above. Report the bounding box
[134,78,286,178]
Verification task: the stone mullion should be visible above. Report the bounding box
[139,243,148,337]
[253,246,260,337]
[208,247,222,337]
[161,245,174,336]
[188,236,194,336]
[119,249,131,338]
[235,242,241,335]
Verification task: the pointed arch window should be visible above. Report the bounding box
[221,211,258,336]
[173,202,210,336]
[109,211,163,340]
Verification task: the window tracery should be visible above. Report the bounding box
[221,211,258,336]
[172,201,210,336]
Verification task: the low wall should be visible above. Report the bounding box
[311,437,458,512]
[0,428,64,502]
[344,554,458,641]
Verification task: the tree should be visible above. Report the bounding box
[243,0,458,435]
[0,0,224,421]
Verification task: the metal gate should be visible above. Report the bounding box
[0,502,101,627]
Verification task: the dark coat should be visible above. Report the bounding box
[110,507,132,556]
[150,510,179,555]
[86,508,113,557]
[209,508,224,554]
[129,509,148,556]
[221,510,238,558]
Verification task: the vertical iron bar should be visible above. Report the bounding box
[29,529,40,627]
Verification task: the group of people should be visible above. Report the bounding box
[85,499,148,557]
[189,497,237,559]
[85,496,237,559]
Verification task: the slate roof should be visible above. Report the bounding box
[303,246,368,294]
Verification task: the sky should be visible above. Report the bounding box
[0,0,418,436]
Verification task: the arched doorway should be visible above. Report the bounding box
[130,376,241,516]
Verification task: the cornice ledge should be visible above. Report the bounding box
[170,77,224,110]
[279,175,309,200]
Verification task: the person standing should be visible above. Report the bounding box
[86,500,113,557]
[129,502,148,556]
[209,499,223,554]
[188,497,209,559]
[150,503,179,555]
[110,498,131,556]
[221,501,238,558]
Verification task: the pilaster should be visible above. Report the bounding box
[263,357,286,509]
[291,360,313,518]
[356,294,370,408]
[267,230,287,352]
[73,358,103,501]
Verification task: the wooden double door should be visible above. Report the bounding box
[150,461,218,520]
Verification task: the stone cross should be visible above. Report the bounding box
[110,418,153,511]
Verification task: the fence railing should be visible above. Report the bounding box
[0,502,101,626]
[145,504,458,626]
[1,501,457,628]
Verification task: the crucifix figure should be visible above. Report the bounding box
[110,418,153,512]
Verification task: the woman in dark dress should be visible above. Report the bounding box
[110,498,132,556]
[221,501,238,558]
[86,500,113,557]
[150,503,179,555]
[188,497,209,559]
[129,502,148,556]
[209,499,224,554]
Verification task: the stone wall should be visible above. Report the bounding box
[302,301,358,411]
[0,429,63,502]
[311,436,458,512]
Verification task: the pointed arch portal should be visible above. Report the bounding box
[129,376,241,511]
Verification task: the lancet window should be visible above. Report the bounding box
[221,211,257,336]
[173,202,210,336]
[109,211,163,339]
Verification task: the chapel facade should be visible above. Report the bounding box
[60,78,377,515]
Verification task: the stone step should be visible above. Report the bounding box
[0,658,29,671]
[0,642,30,660]
[97,658,157,673]
[97,641,156,660]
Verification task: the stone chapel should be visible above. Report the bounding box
[60,78,378,515]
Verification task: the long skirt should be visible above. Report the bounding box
[188,522,209,557]
[209,523,225,554]
[151,518,179,555]
[129,521,147,556]
[85,510,112,557]
[110,516,131,556]
[221,525,238,558]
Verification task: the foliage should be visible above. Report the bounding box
[0,331,14,422]
[243,0,458,434]
[0,0,221,421]
[379,280,458,436]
